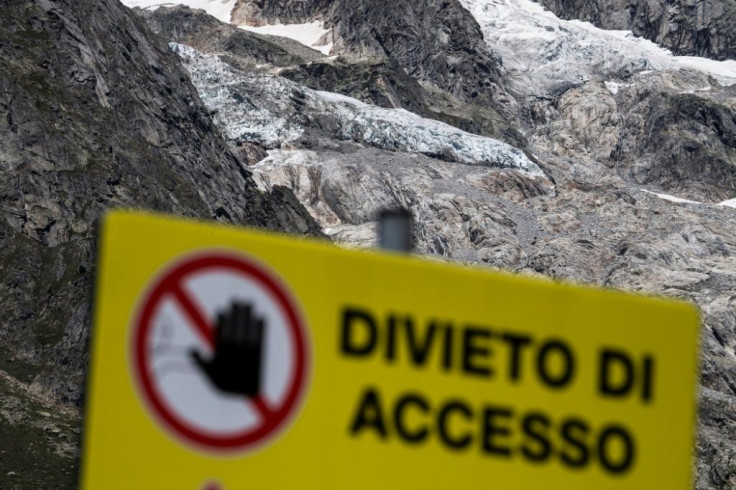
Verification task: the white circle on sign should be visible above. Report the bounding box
[131,251,310,453]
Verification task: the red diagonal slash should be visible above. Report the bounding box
[170,282,275,420]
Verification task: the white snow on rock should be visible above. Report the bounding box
[641,190,702,205]
[604,81,624,95]
[671,56,736,86]
[641,191,736,210]
[459,0,736,96]
[239,21,333,55]
[121,0,332,54]
[171,43,545,176]
[121,0,236,23]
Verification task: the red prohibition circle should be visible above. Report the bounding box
[131,251,310,453]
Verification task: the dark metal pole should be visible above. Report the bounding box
[378,208,413,253]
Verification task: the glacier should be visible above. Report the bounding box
[171,43,545,177]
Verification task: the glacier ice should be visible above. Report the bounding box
[171,43,545,177]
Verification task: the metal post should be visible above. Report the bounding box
[378,208,413,253]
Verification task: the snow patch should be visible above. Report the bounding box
[641,190,701,205]
[604,81,624,95]
[121,0,236,23]
[641,190,736,210]
[252,149,320,175]
[674,57,736,86]
[239,21,333,55]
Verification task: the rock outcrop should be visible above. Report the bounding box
[531,71,736,202]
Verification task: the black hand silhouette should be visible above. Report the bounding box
[191,302,264,397]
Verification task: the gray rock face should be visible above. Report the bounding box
[531,71,736,202]
[539,0,736,61]
[0,0,319,485]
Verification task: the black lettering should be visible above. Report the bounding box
[599,349,634,397]
[463,328,493,377]
[386,315,398,363]
[341,308,377,356]
[437,400,473,450]
[642,356,655,403]
[349,387,387,439]
[405,318,438,367]
[482,406,513,457]
[560,418,590,468]
[502,333,532,382]
[521,412,551,462]
[537,340,575,388]
[394,393,430,444]
[598,426,635,474]
[441,323,454,372]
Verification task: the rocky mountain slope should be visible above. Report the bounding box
[230,0,526,145]
[0,0,319,487]
[539,0,736,61]
[130,1,736,487]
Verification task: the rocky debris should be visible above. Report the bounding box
[0,372,80,489]
[250,147,549,264]
[539,0,736,62]
[0,0,319,486]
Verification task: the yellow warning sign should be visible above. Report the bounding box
[82,211,700,489]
